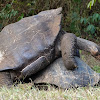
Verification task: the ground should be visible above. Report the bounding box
[81,51,100,73]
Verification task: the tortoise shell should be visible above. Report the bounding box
[0,8,62,71]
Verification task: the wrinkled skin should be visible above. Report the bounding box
[0,8,100,88]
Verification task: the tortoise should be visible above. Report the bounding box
[0,7,100,88]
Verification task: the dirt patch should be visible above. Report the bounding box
[81,51,100,68]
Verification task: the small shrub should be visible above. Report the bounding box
[80,13,100,37]
[92,65,100,73]
[0,4,18,31]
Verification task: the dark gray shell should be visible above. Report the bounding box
[33,57,100,89]
[0,8,62,71]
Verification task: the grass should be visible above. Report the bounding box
[0,52,100,100]
[0,84,100,100]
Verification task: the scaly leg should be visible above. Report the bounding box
[77,37,100,60]
[61,33,78,70]
[20,56,49,78]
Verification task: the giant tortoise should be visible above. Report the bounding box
[0,7,100,88]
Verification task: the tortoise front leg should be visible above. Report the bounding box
[20,56,49,79]
[77,37,100,60]
[0,71,13,87]
[61,33,78,70]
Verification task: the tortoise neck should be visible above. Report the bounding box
[54,30,66,58]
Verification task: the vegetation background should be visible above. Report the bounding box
[0,0,100,42]
[0,0,100,99]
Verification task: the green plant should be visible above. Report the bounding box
[0,3,18,31]
[70,12,81,36]
[92,65,100,73]
[87,0,100,9]
[17,13,24,21]
[80,13,100,36]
